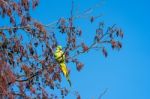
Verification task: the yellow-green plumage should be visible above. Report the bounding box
[54,46,71,86]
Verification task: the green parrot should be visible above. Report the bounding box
[54,46,71,86]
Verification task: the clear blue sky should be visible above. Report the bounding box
[1,0,150,99]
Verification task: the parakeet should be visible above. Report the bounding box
[54,46,71,86]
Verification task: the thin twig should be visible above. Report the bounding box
[98,88,108,99]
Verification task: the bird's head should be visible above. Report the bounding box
[56,45,62,50]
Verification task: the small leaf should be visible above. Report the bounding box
[82,43,88,52]
[76,62,84,72]
[90,16,94,23]
[102,48,108,57]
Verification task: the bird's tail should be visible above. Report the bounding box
[60,62,72,86]
[66,73,71,86]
